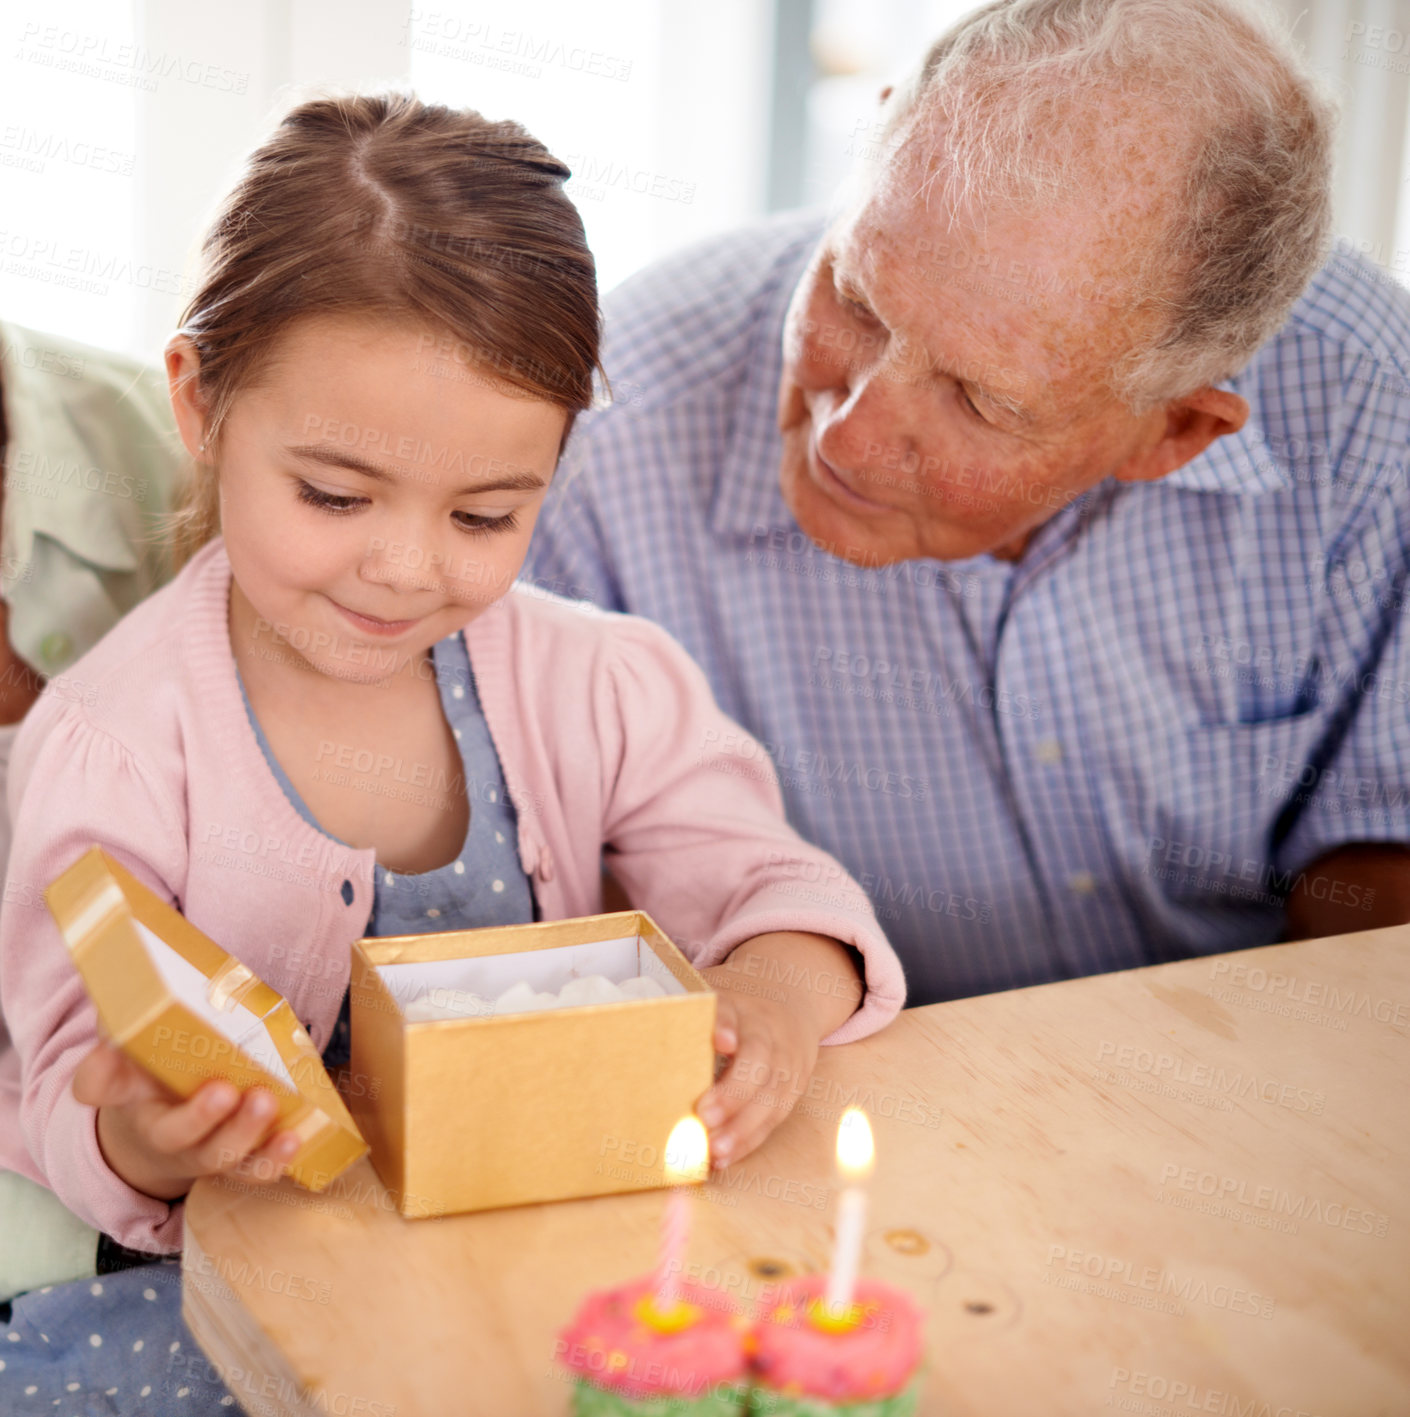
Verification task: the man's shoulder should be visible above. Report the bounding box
[1227,245,1410,503]
[1284,244,1410,370]
[0,316,185,658]
[0,317,175,426]
[597,211,824,414]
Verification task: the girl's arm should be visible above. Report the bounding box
[592,615,907,1165]
[2,703,296,1248]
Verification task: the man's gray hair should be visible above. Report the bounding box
[883,0,1337,407]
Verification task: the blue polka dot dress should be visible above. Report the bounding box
[252,632,535,1070]
[0,1267,234,1415]
[0,631,535,1412]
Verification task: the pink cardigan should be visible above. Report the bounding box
[0,540,904,1251]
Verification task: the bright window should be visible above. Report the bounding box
[0,0,141,352]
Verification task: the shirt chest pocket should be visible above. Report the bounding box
[1143,711,1328,904]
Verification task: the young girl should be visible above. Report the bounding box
[0,94,904,1412]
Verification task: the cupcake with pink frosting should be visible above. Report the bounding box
[558,1274,751,1415]
[745,1275,924,1415]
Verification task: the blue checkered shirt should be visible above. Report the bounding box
[524,212,1410,1005]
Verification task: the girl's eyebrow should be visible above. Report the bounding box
[287,443,546,494]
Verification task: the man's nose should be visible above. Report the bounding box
[793,317,884,393]
[817,363,913,469]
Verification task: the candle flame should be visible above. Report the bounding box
[664,1115,710,1184]
[835,1107,874,1181]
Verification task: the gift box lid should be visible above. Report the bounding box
[45,846,367,1191]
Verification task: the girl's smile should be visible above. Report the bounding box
[328,599,425,638]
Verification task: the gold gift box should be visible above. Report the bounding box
[348,912,716,1217]
[45,847,367,1191]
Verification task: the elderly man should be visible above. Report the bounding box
[525,0,1410,1006]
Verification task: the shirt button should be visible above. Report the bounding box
[40,631,73,668]
[1068,871,1096,896]
[1035,739,1064,765]
[340,879,354,905]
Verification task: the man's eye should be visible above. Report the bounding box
[958,386,986,421]
[297,482,365,514]
[453,509,520,536]
[841,294,876,322]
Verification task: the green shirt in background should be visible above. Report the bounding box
[0,317,185,678]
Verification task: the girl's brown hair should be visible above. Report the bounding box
[169,91,601,563]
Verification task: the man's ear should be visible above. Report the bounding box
[165,334,211,462]
[1113,387,1250,484]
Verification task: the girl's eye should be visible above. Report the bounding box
[297,481,365,514]
[297,479,521,534]
[453,509,519,536]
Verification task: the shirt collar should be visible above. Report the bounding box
[708,232,818,541]
[1159,363,1292,494]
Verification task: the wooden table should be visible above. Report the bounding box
[183,927,1410,1416]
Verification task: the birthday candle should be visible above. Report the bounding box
[824,1107,875,1317]
[656,1115,709,1312]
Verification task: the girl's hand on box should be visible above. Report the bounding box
[72,1039,303,1202]
[696,931,864,1169]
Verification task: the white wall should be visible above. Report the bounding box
[0,0,770,363]
[0,0,143,353]
[2,0,1407,366]
[1268,0,1410,281]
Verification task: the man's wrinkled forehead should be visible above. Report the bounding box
[826,195,1066,409]
[835,134,1163,408]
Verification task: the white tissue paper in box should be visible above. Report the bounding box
[402,970,666,1022]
